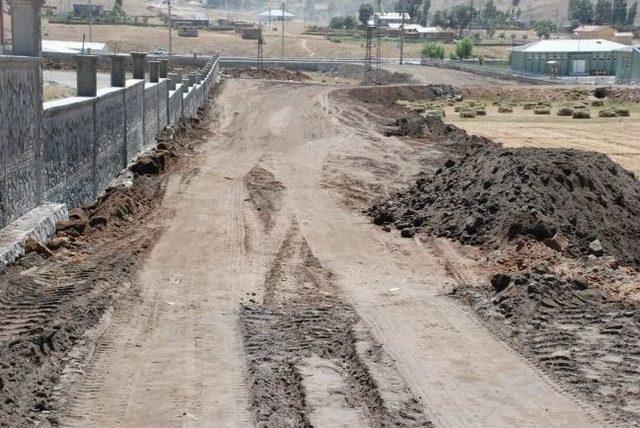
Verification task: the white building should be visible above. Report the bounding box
[258,9,294,23]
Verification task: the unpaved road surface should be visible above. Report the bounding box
[60,80,603,426]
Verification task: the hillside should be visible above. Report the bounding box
[430,0,567,22]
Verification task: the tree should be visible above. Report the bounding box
[568,0,595,24]
[535,19,555,39]
[613,0,629,24]
[595,0,613,24]
[432,9,449,27]
[343,15,357,29]
[358,3,374,26]
[421,41,444,58]
[627,1,638,24]
[454,37,473,59]
[329,16,344,29]
[418,0,431,26]
[482,0,500,26]
[396,0,424,23]
[450,4,474,35]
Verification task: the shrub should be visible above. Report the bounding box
[454,105,463,112]
[523,102,536,110]
[573,110,591,119]
[534,107,551,115]
[598,109,617,117]
[474,108,487,116]
[460,109,477,118]
[498,106,513,113]
[421,42,445,59]
[454,37,474,59]
[615,107,630,117]
[557,106,574,116]
[591,99,604,107]
[424,109,445,118]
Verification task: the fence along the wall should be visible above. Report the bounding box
[0,56,219,230]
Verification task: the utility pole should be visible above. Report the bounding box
[375,0,382,83]
[281,2,285,58]
[88,0,93,42]
[399,0,405,65]
[0,0,4,53]
[168,0,173,61]
[364,25,372,83]
[257,26,264,70]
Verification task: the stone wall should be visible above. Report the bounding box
[0,57,220,229]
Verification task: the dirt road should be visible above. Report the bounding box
[61,80,603,426]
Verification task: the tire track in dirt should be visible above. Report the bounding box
[243,165,286,233]
[455,274,640,426]
[241,169,431,426]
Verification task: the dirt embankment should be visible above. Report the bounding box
[0,94,215,427]
[222,67,312,81]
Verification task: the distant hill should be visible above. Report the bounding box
[429,0,568,23]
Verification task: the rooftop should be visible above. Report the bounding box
[42,40,108,54]
[511,39,627,53]
[258,9,294,17]
[573,25,613,32]
[374,12,410,20]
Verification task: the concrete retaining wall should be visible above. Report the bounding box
[0,57,220,230]
[0,57,42,228]
[168,86,184,125]
[143,82,160,148]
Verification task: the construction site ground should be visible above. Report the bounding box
[444,86,640,176]
[3,76,640,427]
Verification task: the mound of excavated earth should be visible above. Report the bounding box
[368,144,640,268]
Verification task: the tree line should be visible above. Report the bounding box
[568,0,638,27]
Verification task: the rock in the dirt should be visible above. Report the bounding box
[589,239,604,256]
[571,275,589,290]
[46,237,70,251]
[400,228,416,238]
[89,216,108,228]
[530,222,555,241]
[23,237,54,258]
[130,153,165,175]
[490,273,512,293]
[56,218,87,234]
[543,233,568,252]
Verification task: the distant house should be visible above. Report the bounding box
[573,25,616,41]
[178,26,198,37]
[384,23,454,42]
[615,44,640,83]
[614,32,635,45]
[510,39,627,76]
[258,10,294,23]
[72,4,104,17]
[169,16,210,28]
[373,12,411,27]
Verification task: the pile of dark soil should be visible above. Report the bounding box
[348,84,455,108]
[319,64,415,85]
[454,270,640,425]
[368,141,640,268]
[223,67,311,81]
